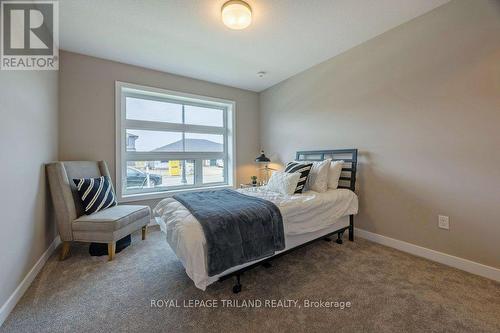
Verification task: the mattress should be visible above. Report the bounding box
[154,187,358,290]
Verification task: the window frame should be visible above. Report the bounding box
[115,81,236,202]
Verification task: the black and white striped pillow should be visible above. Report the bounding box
[73,176,117,215]
[284,162,313,194]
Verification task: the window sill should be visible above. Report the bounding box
[117,184,235,203]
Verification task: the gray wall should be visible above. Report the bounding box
[59,51,260,208]
[260,0,500,268]
[0,71,58,307]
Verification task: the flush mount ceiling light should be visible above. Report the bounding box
[221,0,252,30]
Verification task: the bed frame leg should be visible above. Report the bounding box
[262,261,272,268]
[232,274,242,293]
[336,231,344,244]
[349,215,354,242]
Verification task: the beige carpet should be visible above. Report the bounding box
[1,226,499,333]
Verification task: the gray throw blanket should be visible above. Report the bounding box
[173,189,285,276]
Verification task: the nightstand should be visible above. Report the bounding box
[239,183,264,189]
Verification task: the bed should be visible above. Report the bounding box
[154,149,359,292]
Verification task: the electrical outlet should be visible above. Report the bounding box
[438,215,449,230]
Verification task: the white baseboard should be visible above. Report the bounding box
[355,228,500,282]
[0,236,61,327]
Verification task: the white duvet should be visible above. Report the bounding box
[154,187,358,290]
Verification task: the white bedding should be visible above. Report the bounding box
[153,187,358,290]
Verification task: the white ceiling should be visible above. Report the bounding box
[60,0,450,92]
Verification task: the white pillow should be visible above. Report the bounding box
[327,160,344,189]
[303,158,331,193]
[266,171,301,196]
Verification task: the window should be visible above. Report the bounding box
[116,82,235,201]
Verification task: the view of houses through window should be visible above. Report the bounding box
[117,83,233,199]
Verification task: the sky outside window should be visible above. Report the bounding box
[126,99,224,152]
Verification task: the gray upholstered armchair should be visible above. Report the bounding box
[46,161,151,261]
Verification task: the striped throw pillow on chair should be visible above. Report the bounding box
[73,176,117,215]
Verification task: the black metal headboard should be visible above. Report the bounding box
[295,149,358,192]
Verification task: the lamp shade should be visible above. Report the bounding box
[255,150,270,163]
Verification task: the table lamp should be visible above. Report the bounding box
[255,150,275,184]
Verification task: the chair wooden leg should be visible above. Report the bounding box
[108,242,116,261]
[142,226,147,240]
[59,241,70,261]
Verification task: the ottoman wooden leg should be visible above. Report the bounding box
[108,242,116,261]
[142,226,147,240]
